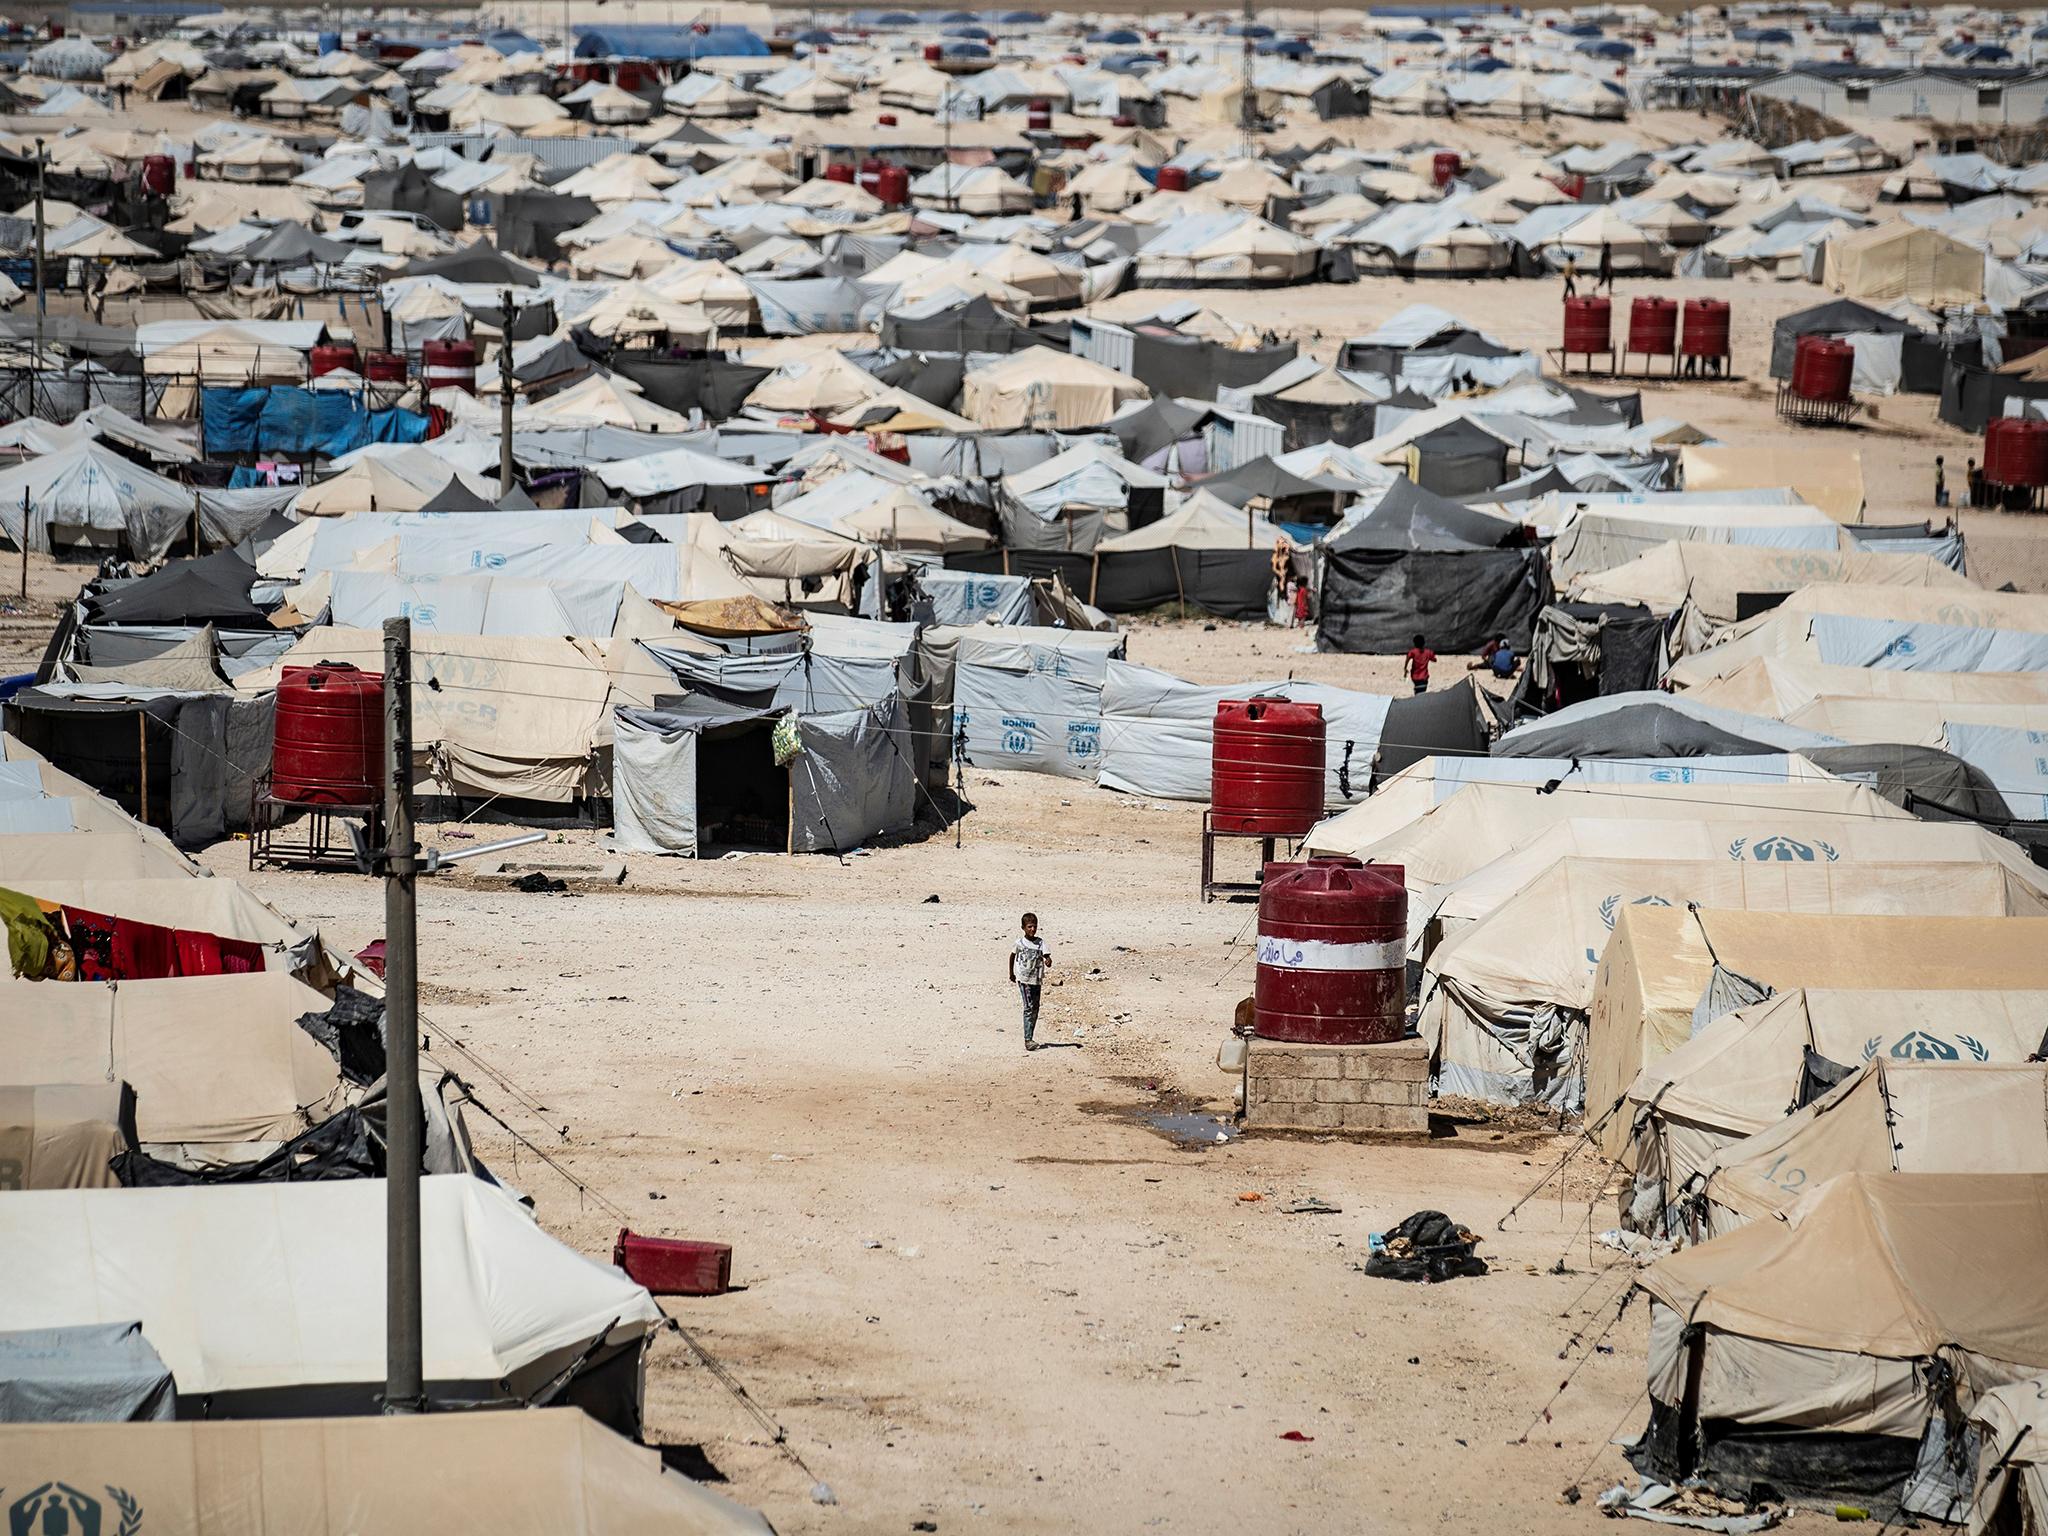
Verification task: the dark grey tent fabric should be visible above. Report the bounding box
[1129,329,1296,400]
[85,551,265,626]
[1092,547,1271,619]
[1106,398,1210,463]
[413,477,537,513]
[1191,457,1343,517]
[1331,476,1521,551]
[1374,676,1498,787]
[168,691,273,848]
[1408,419,1509,497]
[608,355,772,418]
[881,295,1036,353]
[201,485,300,550]
[1769,299,1915,379]
[790,697,918,852]
[1940,361,2048,432]
[487,191,603,263]
[396,238,542,288]
[1512,600,1664,715]
[1798,744,2018,823]
[1317,544,1548,654]
[1494,701,1798,760]
[0,1323,177,1424]
[236,223,353,265]
[1251,391,1376,450]
[361,166,464,239]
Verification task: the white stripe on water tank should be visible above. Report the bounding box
[1256,934,1404,972]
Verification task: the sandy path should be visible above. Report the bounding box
[203,640,1647,1534]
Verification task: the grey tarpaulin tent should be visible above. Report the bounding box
[612,695,917,854]
[1316,478,1549,654]
[1493,692,1842,759]
[0,1323,177,1423]
[1511,600,1666,716]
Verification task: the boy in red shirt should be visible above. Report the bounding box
[1405,634,1436,694]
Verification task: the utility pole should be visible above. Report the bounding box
[382,615,423,1416]
[498,286,515,496]
[32,137,45,420]
[1239,0,1257,158]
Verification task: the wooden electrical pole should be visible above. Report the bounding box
[499,286,515,495]
[32,137,45,420]
[381,615,424,1415]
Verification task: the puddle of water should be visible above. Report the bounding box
[1143,1112,1241,1148]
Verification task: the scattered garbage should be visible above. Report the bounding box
[1238,1192,1263,1203]
[1361,1211,1486,1283]
[1598,1228,1678,1265]
[810,1483,837,1506]
[1284,1199,1342,1216]
[511,870,569,894]
[922,894,942,904]
[1278,1431,1314,1443]
[1596,1483,1782,1531]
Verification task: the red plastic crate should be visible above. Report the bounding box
[613,1230,731,1296]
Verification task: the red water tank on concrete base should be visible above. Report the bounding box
[1680,298,1730,359]
[1254,857,1408,1045]
[272,663,384,806]
[1627,295,1678,355]
[1563,295,1610,354]
[364,350,407,384]
[310,342,359,377]
[824,161,854,183]
[1211,698,1324,836]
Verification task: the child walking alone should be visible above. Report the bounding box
[1009,912,1052,1051]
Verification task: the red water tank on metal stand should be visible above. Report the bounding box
[1561,295,1611,374]
[1254,857,1407,1044]
[875,165,910,206]
[421,338,478,395]
[1624,295,1678,374]
[1680,298,1731,377]
[272,663,384,805]
[1211,697,1324,835]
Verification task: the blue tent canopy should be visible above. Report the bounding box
[1453,53,1509,70]
[1257,37,1313,56]
[1000,11,1046,23]
[1734,27,1794,43]
[1557,21,1602,36]
[1226,21,1275,37]
[484,28,542,53]
[942,24,992,38]
[939,39,990,56]
[792,27,836,43]
[1822,16,1882,33]
[1101,51,1157,73]
[574,23,768,59]
[1576,37,1634,58]
[1390,28,1443,43]
[1088,26,1141,43]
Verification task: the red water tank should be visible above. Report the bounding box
[1563,295,1610,354]
[272,663,384,806]
[364,350,407,383]
[2016,421,2048,487]
[1027,104,1052,131]
[421,338,478,395]
[139,153,174,196]
[1112,112,1135,126]
[1254,857,1407,1045]
[1156,164,1189,192]
[1431,150,1461,187]
[309,342,359,378]
[922,41,942,59]
[1680,297,1730,359]
[875,164,911,206]
[877,112,897,126]
[858,155,885,196]
[1627,295,1678,356]
[1211,697,1324,836]
[824,161,855,183]
[1796,336,1853,403]
[1984,416,2029,486]
[615,60,655,91]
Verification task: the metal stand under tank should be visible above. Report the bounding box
[249,778,384,872]
[1200,813,1299,903]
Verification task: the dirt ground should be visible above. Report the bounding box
[197,624,1654,1536]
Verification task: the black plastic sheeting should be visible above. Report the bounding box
[85,550,266,626]
[295,987,388,1086]
[1317,545,1549,654]
[1941,360,2048,432]
[1251,393,1377,451]
[608,354,773,419]
[486,191,602,264]
[361,166,465,242]
[947,546,1268,618]
[1799,743,2018,823]
[1106,398,1211,463]
[1373,676,1498,787]
[1496,700,1793,760]
[1631,1397,1921,1513]
[880,295,1038,353]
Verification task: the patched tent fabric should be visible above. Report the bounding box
[1422,856,2048,1108]
[1601,907,2048,1168]
[0,1084,131,1192]
[0,1409,772,1534]
[0,1176,663,1429]
[1693,1059,2048,1238]
[1632,1173,2048,1509]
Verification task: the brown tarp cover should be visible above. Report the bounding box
[655,593,803,638]
[0,1082,128,1189]
[0,1407,772,1535]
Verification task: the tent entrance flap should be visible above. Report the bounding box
[699,720,790,852]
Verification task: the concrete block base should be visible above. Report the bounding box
[1244,1037,1428,1135]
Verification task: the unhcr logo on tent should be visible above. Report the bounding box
[1646,767,1697,784]
[1727,836,1838,862]
[1000,715,1038,755]
[1065,721,1099,762]
[1589,894,1672,962]
[1863,1031,1991,1063]
[5,1483,142,1536]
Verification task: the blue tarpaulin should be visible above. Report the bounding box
[202,387,431,459]
[573,24,767,59]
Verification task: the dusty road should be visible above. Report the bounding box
[202,621,1648,1536]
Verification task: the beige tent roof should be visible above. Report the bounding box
[1639,1171,2048,1366]
[1423,856,2046,1106]
[1698,1059,2048,1233]
[834,486,992,552]
[1688,656,2048,719]
[576,284,716,346]
[0,971,349,1158]
[1094,488,1280,553]
[1969,1377,2048,1535]
[1568,540,1973,621]
[1828,219,1986,308]
[748,350,888,415]
[0,1410,770,1535]
[1310,777,1910,880]
[0,829,203,881]
[0,1083,126,1190]
[296,457,448,516]
[962,346,1149,430]
[1681,442,1864,525]
[1597,906,2048,1153]
[4,875,307,957]
[1788,696,2048,745]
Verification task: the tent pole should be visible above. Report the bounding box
[499,286,516,495]
[136,713,148,825]
[1170,545,1185,617]
[381,615,425,1415]
[1088,551,1098,605]
[18,489,26,598]
[191,489,202,557]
